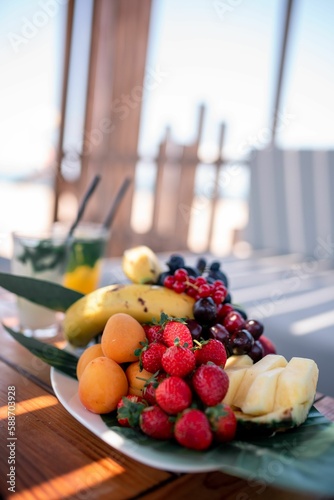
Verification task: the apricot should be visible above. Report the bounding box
[126,361,153,397]
[78,356,128,414]
[101,313,146,363]
[76,344,104,380]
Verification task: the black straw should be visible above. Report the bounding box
[67,174,101,238]
[103,177,132,230]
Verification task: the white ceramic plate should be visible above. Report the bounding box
[50,368,238,474]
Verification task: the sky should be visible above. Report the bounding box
[139,0,334,158]
[0,0,66,178]
[0,0,333,179]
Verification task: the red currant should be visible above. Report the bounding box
[198,284,212,298]
[174,268,189,282]
[186,287,198,298]
[195,276,207,287]
[213,289,227,305]
[173,281,186,293]
[164,275,175,289]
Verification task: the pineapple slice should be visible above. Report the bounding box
[233,354,288,410]
[225,354,253,369]
[234,400,313,430]
[241,367,284,416]
[224,355,254,406]
[227,354,319,433]
[274,357,319,408]
[223,367,249,406]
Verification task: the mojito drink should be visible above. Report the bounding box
[12,231,67,337]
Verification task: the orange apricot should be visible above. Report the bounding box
[76,344,104,380]
[101,313,146,363]
[125,361,153,397]
[78,356,128,414]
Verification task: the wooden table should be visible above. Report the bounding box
[1,259,334,500]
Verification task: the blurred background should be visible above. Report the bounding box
[0,0,333,258]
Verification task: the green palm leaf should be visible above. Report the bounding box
[3,325,78,379]
[101,408,334,495]
[0,272,83,311]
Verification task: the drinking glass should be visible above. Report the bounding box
[11,226,68,338]
[63,222,109,294]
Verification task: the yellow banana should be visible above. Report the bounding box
[63,283,195,347]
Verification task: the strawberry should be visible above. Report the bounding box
[142,372,167,405]
[161,345,196,378]
[155,376,192,415]
[139,405,174,440]
[205,403,237,442]
[194,339,227,367]
[192,363,229,406]
[143,324,164,344]
[139,342,167,373]
[174,408,213,450]
[162,321,193,348]
[116,395,147,427]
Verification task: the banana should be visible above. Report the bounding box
[122,245,163,284]
[63,283,195,347]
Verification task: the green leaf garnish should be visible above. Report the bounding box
[3,324,78,379]
[0,272,83,311]
[101,407,334,495]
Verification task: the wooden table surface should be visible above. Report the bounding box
[1,256,334,500]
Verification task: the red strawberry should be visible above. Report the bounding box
[174,408,213,450]
[194,339,227,367]
[192,363,229,406]
[139,405,174,440]
[161,345,196,378]
[163,321,193,348]
[143,324,164,344]
[155,376,192,415]
[142,372,167,405]
[140,342,167,373]
[205,403,237,442]
[116,395,147,427]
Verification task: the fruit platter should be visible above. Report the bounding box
[1,246,334,496]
